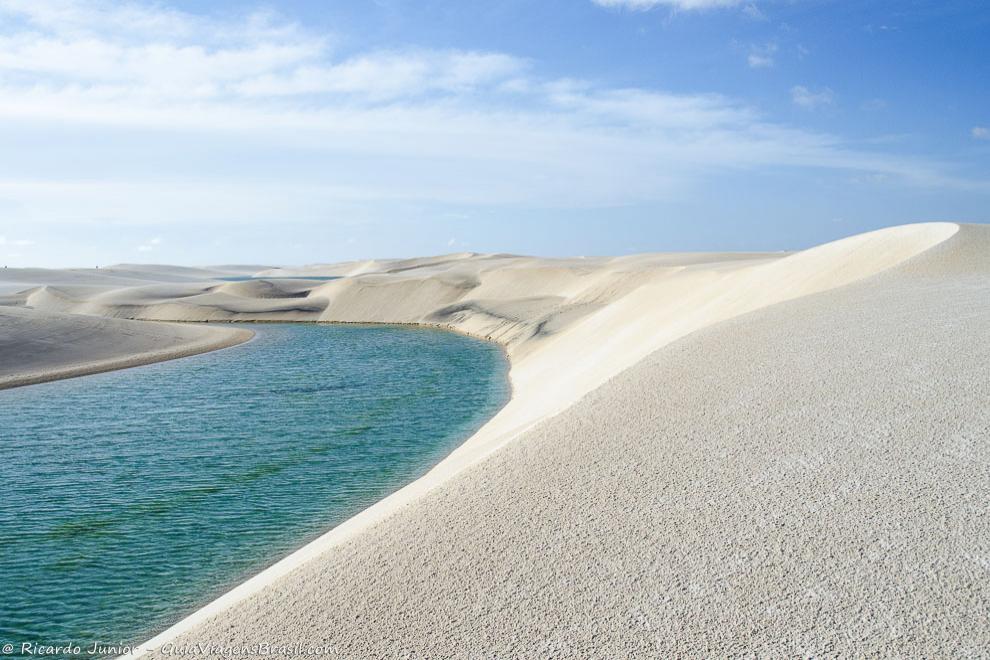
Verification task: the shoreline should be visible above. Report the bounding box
[0,321,255,391]
[0,314,511,656]
[122,223,962,658]
[1,317,509,659]
[122,320,520,659]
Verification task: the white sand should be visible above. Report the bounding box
[0,306,251,390]
[1,222,986,656]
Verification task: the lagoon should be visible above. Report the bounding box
[0,324,507,656]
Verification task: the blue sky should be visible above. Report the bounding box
[0,0,987,266]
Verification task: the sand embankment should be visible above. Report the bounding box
[139,222,986,657]
[1,222,985,655]
[0,307,252,390]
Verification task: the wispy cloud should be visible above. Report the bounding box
[861,98,887,111]
[0,0,981,234]
[234,50,525,100]
[591,0,744,10]
[0,235,36,247]
[137,236,162,252]
[741,4,765,20]
[791,85,835,109]
[747,42,777,68]
[972,126,990,140]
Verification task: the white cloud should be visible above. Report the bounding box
[0,0,299,42]
[972,126,990,140]
[234,50,525,100]
[0,2,521,106]
[0,0,980,236]
[742,4,765,19]
[592,0,743,10]
[747,43,777,68]
[137,236,162,252]
[0,235,35,246]
[791,85,835,109]
[747,54,773,68]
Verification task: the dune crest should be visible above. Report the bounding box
[138,222,987,657]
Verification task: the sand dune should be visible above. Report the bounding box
[0,263,265,290]
[0,306,251,390]
[144,223,986,657]
[1,222,985,655]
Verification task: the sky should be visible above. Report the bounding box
[0,0,987,267]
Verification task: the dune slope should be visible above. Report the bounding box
[130,224,987,656]
[0,307,251,389]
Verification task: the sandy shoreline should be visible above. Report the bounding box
[2,222,987,656]
[0,308,254,391]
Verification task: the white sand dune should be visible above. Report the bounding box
[149,222,986,658]
[0,263,266,289]
[1,222,986,656]
[0,306,251,390]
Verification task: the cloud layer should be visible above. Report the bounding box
[0,0,980,238]
[592,0,744,10]
[791,85,835,109]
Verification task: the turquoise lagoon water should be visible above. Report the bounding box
[0,324,507,656]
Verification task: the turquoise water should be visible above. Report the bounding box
[0,324,507,657]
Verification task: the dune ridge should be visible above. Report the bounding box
[153,222,983,657]
[138,221,987,657]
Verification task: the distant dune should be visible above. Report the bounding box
[0,307,251,390]
[1,223,987,656]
